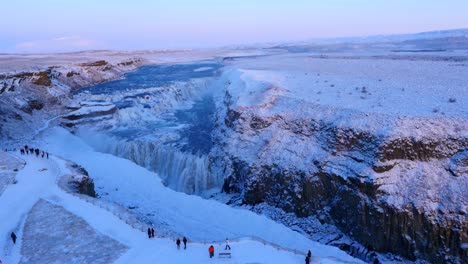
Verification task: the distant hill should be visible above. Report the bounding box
[271,28,468,53]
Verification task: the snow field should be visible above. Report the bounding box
[226,54,468,118]
[20,199,127,264]
[0,152,24,196]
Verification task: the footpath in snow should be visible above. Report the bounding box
[0,127,361,263]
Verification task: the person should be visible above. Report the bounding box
[41,151,45,158]
[225,238,231,250]
[305,255,310,264]
[208,245,215,258]
[176,238,181,249]
[20,148,24,155]
[11,232,17,244]
[307,250,311,258]
[183,236,187,249]
[151,228,155,238]
[46,152,49,159]
[147,228,151,239]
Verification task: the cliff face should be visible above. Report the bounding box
[0,58,145,141]
[214,74,468,263]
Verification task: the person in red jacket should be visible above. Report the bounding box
[208,245,215,258]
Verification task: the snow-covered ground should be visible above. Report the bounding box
[21,199,127,264]
[226,53,468,118]
[0,152,24,196]
[0,128,361,263]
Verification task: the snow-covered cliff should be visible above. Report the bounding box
[0,57,145,141]
[212,65,467,263]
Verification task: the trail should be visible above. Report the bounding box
[31,114,66,139]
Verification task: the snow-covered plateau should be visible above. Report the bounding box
[1,31,467,263]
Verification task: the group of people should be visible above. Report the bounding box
[176,237,188,250]
[19,145,49,159]
[171,235,233,258]
[147,227,155,238]
[207,239,231,258]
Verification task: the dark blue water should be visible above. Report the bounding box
[175,95,215,155]
[76,62,221,94]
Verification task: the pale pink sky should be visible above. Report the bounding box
[1,0,467,52]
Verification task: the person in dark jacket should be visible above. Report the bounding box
[151,228,155,238]
[307,250,311,258]
[225,238,231,250]
[208,245,214,258]
[176,238,181,249]
[147,228,151,239]
[11,232,17,244]
[183,236,187,249]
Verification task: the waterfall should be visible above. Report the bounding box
[112,140,222,194]
[81,131,222,195]
[72,63,226,195]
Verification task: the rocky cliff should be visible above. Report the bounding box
[214,73,468,263]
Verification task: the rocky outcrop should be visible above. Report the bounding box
[215,86,468,263]
[378,137,466,162]
[63,104,117,121]
[79,60,109,67]
[57,58,145,90]
[63,163,96,197]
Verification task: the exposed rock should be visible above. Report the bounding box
[66,71,80,77]
[63,104,117,121]
[372,161,398,173]
[66,163,96,197]
[117,60,135,66]
[32,71,52,86]
[28,99,44,111]
[0,83,7,93]
[378,137,465,162]
[79,60,108,67]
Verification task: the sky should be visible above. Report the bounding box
[0,0,467,53]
